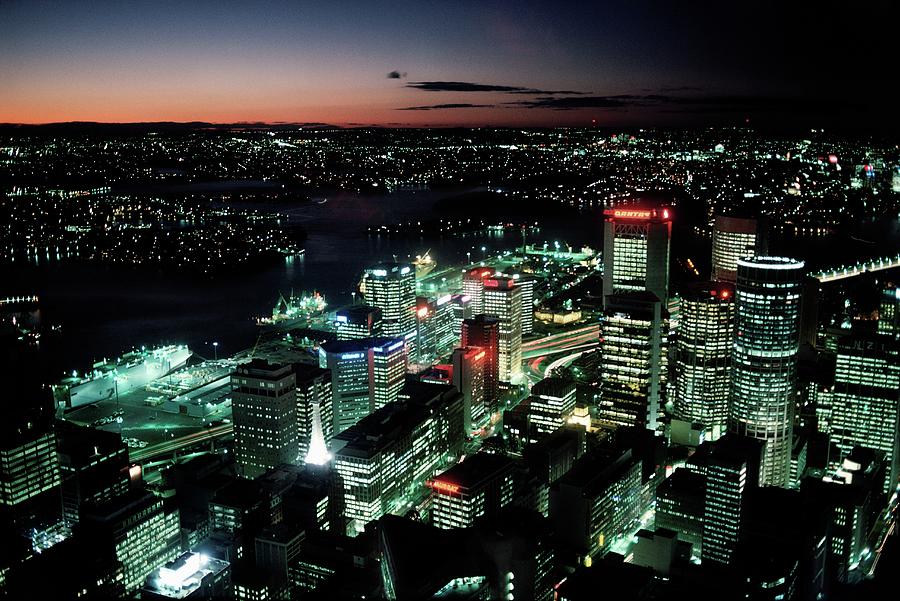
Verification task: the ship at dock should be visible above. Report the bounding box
[414,251,436,279]
[54,344,192,409]
[257,290,327,328]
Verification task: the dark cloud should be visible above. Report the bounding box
[387,70,407,79]
[506,93,849,113]
[507,96,633,110]
[407,81,586,95]
[398,103,494,111]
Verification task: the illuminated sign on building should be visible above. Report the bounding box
[606,208,672,220]
[429,480,461,494]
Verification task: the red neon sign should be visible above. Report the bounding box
[612,209,652,219]
[483,279,500,287]
[429,480,460,494]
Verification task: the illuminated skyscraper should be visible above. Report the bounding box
[451,346,487,432]
[333,305,382,340]
[463,268,495,314]
[450,293,473,338]
[602,207,672,306]
[529,377,577,435]
[728,257,804,488]
[598,291,667,433]
[515,275,536,335]
[428,453,516,529]
[461,317,500,412]
[673,282,735,438]
[830,333,899,493]
[319,337,407,435]
[231,360,299,479]
[877,283,899,337]
[415,294,455,363]
[482,277,523,384]
[711,215,764,283]
[362,262,416,349]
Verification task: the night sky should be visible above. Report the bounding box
[1,0,895,128]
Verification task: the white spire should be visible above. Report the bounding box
[304,401,331,466]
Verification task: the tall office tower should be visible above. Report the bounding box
[711,215,764,283]
[463,268,495,314]
[602,206,672,306]
[450,293,473,338]
[2,398,61,528]
[452,346,487,432]
[529,377,577,435]
[515,275,536,335]
[318,337,407,435]
[830,333,900,493]
[415,295,454,363]
[461,315,501,412]
[877,283,899,337]
[598,291,667,433]
[428,453,516,529]
[549,448,642,558]
[482,276,523,384]
[56,421,129,529]
[333,305,382,340]
[293,364,333,465]
[231,360,299,479]
[79,489,181,595]
[728,257,804,488]
[332,385,464,535]
[362,262,416,348]
[694,434,763,566]
[673,282,735,438]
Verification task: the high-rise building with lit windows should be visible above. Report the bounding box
[463,268,495,314]
[529,377,577,435]
[461,316,500,411]
[711,215,764,283]
[362,262,416,350]
[514,275,536,335]
[319,337,407,435]
[602,206,672,306]
[830,333,899,493]
[598,291,667,433]
[79,489,182,595]
[728,257,804,488]
[231,360,299,479]
[332,385,464,535]
[878,283,899,337]
[415,294,455,363]
[673,282,735,438]
[482,277,523,384]
[428,453,516,530]
[451,346,486,432]
[333,305,382,340]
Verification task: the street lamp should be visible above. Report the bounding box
[213,341,219,361]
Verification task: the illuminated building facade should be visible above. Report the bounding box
[428,453,516,529]
[529,377,577,435]
[415,294,455,363]
[333,305,382,340]
[451,346,487,432]
[332,385,464,535]
[728,257,804,488]
[450,293,473,338]
[461,315,501,412]
[57,421,129,529]
[830,334,899,493]
[318,337,407,435]
[80,489,182,595]
[515,275,536,335]
[602,207,672,305]
[550,448,642,558]
[673,282,735,438]
[231,360,299,479]
[463,267,495,314]
[362,262,416,351]
[711,215,763,283]
[482,277,523,384]
[1,401,61,527]
[598,291,666,433]
[877,283,899,337]
[293,364,333,465]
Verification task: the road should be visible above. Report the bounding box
[522,323,598,381]
[130,423,232,462]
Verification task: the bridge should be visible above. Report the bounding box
[811,254,900,283]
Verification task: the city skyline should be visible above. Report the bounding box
[2,1,896,129]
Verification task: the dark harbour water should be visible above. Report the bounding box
[1,186,602,380]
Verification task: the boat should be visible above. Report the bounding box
[257,290,327,326]
[414,251,436,279]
